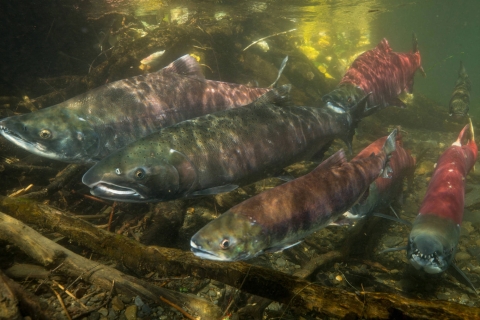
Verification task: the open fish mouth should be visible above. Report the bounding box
[0,125,59,159]
[190,240,227,261]
[409,249,445,274]
[0,125,34,149]
[90,183,144,199]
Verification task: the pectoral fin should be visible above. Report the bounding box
[190,184,239,197]
[263,240,303,253]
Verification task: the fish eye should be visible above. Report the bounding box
[134,168,146,180]
[115,168,122,175]
[220,239,230,249]
[39,129,52,139]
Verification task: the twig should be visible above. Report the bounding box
[159,296,196,320]
[243,29,296,51]
[52,287,73,320]
[223,266,252,317]
[107,202,116,232]
[52,280,89,309]
[8,184,33,197]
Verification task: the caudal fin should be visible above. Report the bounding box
[381,128,397,178]
[269,56,289,88]
[454,118,474,146]
[252,84,292,107]
[412,33,426,77]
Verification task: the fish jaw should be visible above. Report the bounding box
[0,110,100,163]
[90,183,145,202]
[82,147,189,203]
[407,214,459,274]
[190,210,265,261]
[0,120,61,160]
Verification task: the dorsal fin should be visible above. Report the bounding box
[376,38,392,53]
[310,149,347,175]
[252,84,292,107]
[160,54,205,81]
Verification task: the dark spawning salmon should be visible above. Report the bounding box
[82,85,375,202]
[0,55,281,163]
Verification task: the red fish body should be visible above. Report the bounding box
[408,123,477,273]
[345,129,416,219]
[418,125,477,224]
[190,130,397,261]
[339,36,423,108]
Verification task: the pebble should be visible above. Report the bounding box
[125,305,138,320]
[208,289,217,297]
[436,292,450,300]
[455,251,471,261]
[112,296,125,311]
[275,257,286,267]
[98,308,108,317]
[134,296,144,307]
[383,236,404,248]
[141,304,152,315]
[87,312,100,320]
[108,310,117,320]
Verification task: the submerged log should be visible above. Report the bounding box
[0,271,22,320]
[0,196,479,319]
[0,211,222,319]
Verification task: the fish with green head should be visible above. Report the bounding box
[82,84,378,203]
[0,55,286,163]
[190,129,397,261]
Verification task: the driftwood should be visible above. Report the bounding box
[0,211,222,319]
[18,164,84,200]
[0,196,479,319]
[0,271,22,320]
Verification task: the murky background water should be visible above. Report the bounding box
[1,0,480,319]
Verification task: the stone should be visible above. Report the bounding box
[87,312,100,320]
[275,257,286,267]
[134,296,144,307]
[455,251,471,261]
[98,308,108,317]
[124,305,137,320]
[383,236,404,248]
[112,296,125,311]
[141,304,152,315]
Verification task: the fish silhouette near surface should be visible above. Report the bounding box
[0,55,283,163]
[82,85,375,202]
[323,34,425,114]
[449,61,471,118]
[190,129,397,261]
[344,128,416,221]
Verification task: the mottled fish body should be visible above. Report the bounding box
[345,129,416,220]
[408,122,477,274]
[190,130,397,261]
[449,61,471,118]
[332,35,424,109]
[82,86,372,202]
[0,55,272,163]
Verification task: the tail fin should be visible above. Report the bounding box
[252,84,292,107]
[269,56,289,88]
[454,118,474,146]
[412,33,427,77]
[412,33,419,53]
[381,128,397,178]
